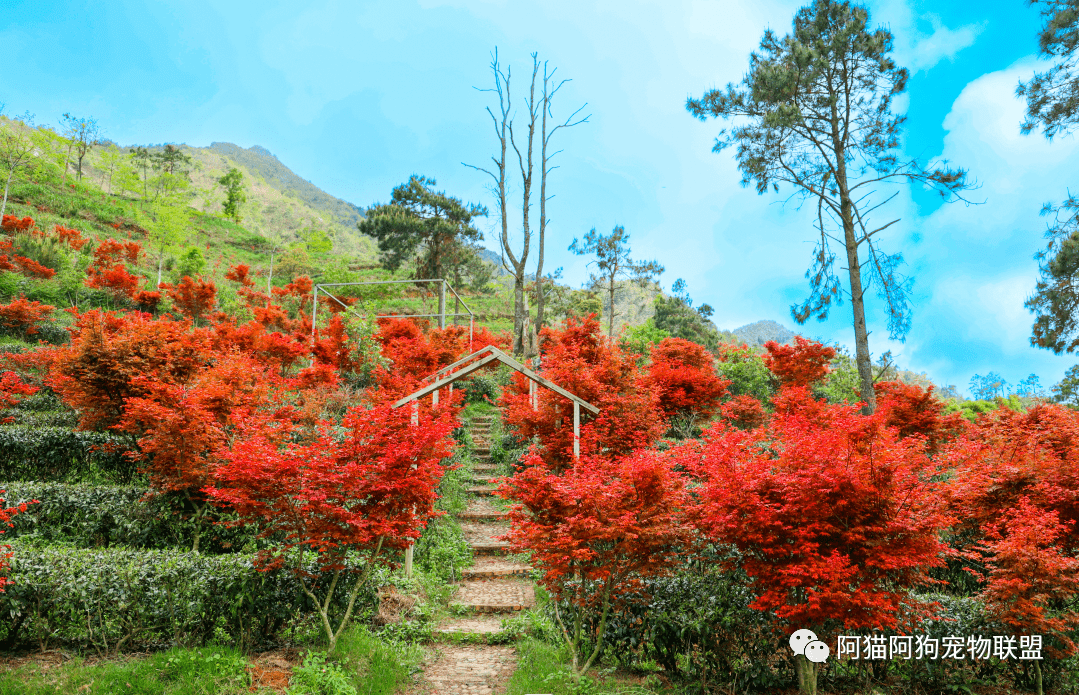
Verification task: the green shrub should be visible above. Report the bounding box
[0,546,307,653]
[463,372,502,404]
[0,482,258,552]
[413,515,472,583]
[0,425,138,482]
[595,559,789,692]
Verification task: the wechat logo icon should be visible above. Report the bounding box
[790,628,830,663]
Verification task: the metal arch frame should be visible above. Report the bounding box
[311,279,476,349]
[392,344,599,460]
[393,345,600,579]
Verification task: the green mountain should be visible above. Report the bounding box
[204,143,364,232]
[731,320,797,347]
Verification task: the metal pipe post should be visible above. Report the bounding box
[438,281,446,329]
[573,401,580,459]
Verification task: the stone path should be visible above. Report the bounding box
[409,413,535,695]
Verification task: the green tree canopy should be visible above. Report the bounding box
[218,167,246,223]
[359,175,486,283]
[652,279,721,353]
[1018,0,1079,138]
[686,0,969,413]
[569,225,664,337]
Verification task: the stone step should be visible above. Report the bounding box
[458,509,509,522]
[460,499,506,520]
[472,464,499,473]
[471,475,502,486]
[461,559,532,580]
[472,447,491,455]
[411,644,517,691]
[466,486,497,496]
[471,542,510,556]
[451,579,535,613]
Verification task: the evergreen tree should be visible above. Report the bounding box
[569,225,663,338]
[686,0,970,413]
[218,167,246,223]
[652,279,721,353]
[359,175,486,284]
[1053,364,1079,407]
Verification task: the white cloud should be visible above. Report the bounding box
[873,1,984,72]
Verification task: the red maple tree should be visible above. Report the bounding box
[498,447,692,678]
[681,388,952,693]
[208,402,457,652]
[0,297,54,337]
[646,337,728,422]
[976,498,1079,695]
[874,381,966,453]
[500,314,664,469]
[45,310,211,430]
[161,276,217,323]
[762,336,836,388]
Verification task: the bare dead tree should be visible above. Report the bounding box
[535,61,590,339]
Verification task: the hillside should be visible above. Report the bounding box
[731,319,797,347]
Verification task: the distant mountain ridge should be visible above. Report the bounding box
[731,319,797,347]
[206,142,364,231]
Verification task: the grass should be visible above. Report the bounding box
[333,626,425,695]
[0,645,252,695]
[0,624,428,695]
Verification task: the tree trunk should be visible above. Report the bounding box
[266,248,275,304]
[608,275,616,338]
[794,654,818,695]
[0,170,12,219]
[61,141,74,188]
[833,129,876,414]
[513,276,526,355]
[1034,659,1043,695]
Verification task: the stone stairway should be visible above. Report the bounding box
[414,412,535,694]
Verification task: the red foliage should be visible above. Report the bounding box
[498,447,692,674]
[0,216,34,234]
[133,290,162,312]
[207,403,457,648]
[0,297,54,336]
[947,403,1079,557]
[312,315,356,374]
[162,276,217,322]
[212,320,309,374]
[720,394,768,430]
[0,490,35,593]
[224,263,256,287]
[500,314,664,469]
[45,310,212,431]
[373,318,470,396]
[976,498,1079,658]
[85,263,141,297]
[500,448,691,594]
[874,381,966,453]
[93,239,142,266]
[12,256,54,279]
[0,371,38,410]
[646,337,728,420]
[682,387,952,636]
[470,325,512,352]
[762,336,836,387]
[120,352,274,496]
[52,224,88,251]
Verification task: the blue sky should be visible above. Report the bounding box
[2,0,1073,396]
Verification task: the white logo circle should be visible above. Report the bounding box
[789,629,818,656]
[805,640,830,663]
